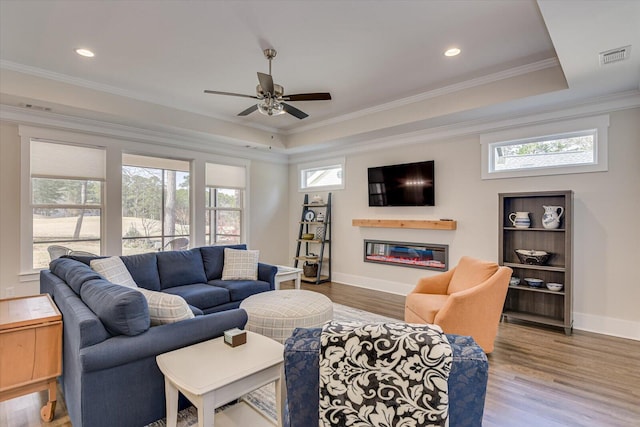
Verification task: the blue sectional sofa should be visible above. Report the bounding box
[284,328,489,427]
[40,244,277,427]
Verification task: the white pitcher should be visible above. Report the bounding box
[542,205,564,229]
[509,212,531,228]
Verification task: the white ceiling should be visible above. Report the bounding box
[1,0,638,152]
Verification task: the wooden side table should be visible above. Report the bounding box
[0,294,62,422]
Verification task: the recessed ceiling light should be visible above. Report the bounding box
[444,48,461,57]
[75,48,95,58]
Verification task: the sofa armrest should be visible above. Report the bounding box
[80,308,248,373]
[258,262,278,290]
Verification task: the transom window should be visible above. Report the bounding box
[298,158,345,191]
[481,115,609,179]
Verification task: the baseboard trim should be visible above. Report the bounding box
[573,312,640,341]
[332,272,412,297]
[332,272,640,341]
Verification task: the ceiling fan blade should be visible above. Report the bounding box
[204,90,258,99]
[237,104,259,116]
[283,93,332,101]
[257,72,274,95]
[282,103,309,120]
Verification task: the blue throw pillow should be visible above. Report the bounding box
[80,279,150,336]
[157,248,208,289]
[50,258,103,295]
[200,244,247,280]
[120,252,161,291]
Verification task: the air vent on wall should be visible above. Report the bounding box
[599,45,631,65]
[21,103,52,112]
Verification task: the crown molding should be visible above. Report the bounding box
[0,59,281,135]
[287,89,640,164]
[285,58,560,136]
[0,104,288,164]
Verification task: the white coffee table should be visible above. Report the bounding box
[156,331,284,427]
[274,265,302,290]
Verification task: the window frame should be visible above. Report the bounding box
[121,159,191,254]
[205,186,244,245]
[298,157,345,191]
[23,137,106,271]
[480,115,609,179]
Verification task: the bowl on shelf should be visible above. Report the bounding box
[546,282,564,292]
[515,249,550,265]
[524,277,544,288]
[301,233,315,240]
[509,277,521,286]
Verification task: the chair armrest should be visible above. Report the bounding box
[79,308,248,372]
[258,262,278,290]
[410,267,456,295]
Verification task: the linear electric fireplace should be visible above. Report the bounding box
[364,240,448,271]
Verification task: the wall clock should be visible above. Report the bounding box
[303,209,316,222]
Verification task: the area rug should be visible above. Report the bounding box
[145,303,398,427]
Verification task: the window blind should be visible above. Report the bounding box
[31,140,106,180]
[206,163,246,189]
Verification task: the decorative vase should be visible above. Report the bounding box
[315,226,325,240]
[508,212,531,228]
[542,205,564,229]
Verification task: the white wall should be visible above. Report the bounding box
[289,108,640,340]
[0,121,290,297]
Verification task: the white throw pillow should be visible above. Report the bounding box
[90,257,138,288]
[136,288,194,326]
[221,248,259,280]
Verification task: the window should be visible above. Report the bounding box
[122,154,190,255]
[481,115,609,179]
[298,157,345,191]
[205,163,245,245]
[30,140,105,269]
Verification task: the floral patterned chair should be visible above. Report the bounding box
[284,326,489,427]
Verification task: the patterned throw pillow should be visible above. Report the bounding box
[90,257,138,288]
[221,248,259,280]
[91,256,193,325]
[136,288,194,325]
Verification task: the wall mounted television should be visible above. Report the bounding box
[368,160,434,206]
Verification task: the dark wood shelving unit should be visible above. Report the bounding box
[499,190,573,335]
[294,193,331,284]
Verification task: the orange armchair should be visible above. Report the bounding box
[405,256,512,353]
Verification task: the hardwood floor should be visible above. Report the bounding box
[2,281,638,426]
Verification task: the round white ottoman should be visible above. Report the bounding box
[240,290,333,343]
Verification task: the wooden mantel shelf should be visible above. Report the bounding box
[352,219,457,230]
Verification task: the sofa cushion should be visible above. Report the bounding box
[50,258,103,295]
[90,257,138,288]
[80,279,150,336]
[208,279,270,302]
[157,248,207,289]
[222,248,259,280]
[200,244,247,280]
[136,288,194,325]
[447,256,499,295]
[162,283,231,310]
[120,252,161,291]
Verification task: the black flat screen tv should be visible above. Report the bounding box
[368,160,434,206]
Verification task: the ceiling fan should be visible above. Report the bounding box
[204,48,331,119]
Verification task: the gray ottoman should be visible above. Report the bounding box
[240,290,333,343]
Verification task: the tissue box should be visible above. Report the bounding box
[224,328,247,347]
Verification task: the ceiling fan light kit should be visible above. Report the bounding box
[204,48,331,119]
